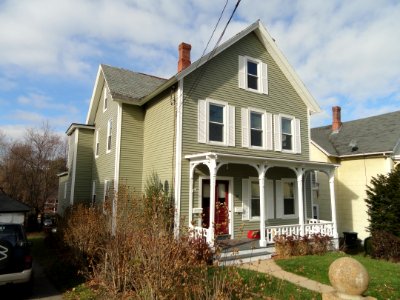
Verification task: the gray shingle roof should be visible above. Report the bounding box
[311,110,400,156]
[0,193,30,212]
[101,64,167,102]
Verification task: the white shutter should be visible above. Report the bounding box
[261,62,268,94]
[198,100,207,143]
[266,179,274,219]
[227,105,235,146]
[276,180,283,218]
[241,108,249,147]
[274,115,282,151]
[265,112,273,150]
[242,179,250,220]
[238,56,246,89]
[294,118,301,153]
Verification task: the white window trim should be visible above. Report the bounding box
[106,119,112,153]
[280,178,298,219]
[95,130,99,158]
[103,88,108,112]
[274,114,301,154]
[198,98,235,147]
[238,55,268,94]
[242,107,273,150]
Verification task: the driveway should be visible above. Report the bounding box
[0,261,63,300]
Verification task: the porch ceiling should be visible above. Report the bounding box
[184,152,338,172]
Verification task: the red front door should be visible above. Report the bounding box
[202,180,229,235]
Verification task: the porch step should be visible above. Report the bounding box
[215,247,273,266]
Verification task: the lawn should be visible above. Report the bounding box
[275,251,400,299]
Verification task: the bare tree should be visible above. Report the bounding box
[0,123,66,215]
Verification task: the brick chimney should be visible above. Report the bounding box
[178,42,191,72]
[332,106,342,132]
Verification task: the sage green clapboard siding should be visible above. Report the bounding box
[91,85,117,203]
[142,89,175,193]
[180,32,311,229]
[119,103,144,195]
[57,174,69,214]
[73,128,94,204]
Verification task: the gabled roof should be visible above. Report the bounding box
[86,19,320,124]
[311,110,400,157]
[0,193,30,213]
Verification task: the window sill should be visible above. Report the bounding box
[240,87,263,94]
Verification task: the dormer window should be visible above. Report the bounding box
[238,56,268,94]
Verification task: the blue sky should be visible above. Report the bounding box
[0,0,399,140]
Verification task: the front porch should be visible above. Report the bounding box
[186,152,339,249]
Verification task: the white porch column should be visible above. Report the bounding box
[329,170,338,238]
[296,168,305,236]
[188,162,196,228]
[208,158,217,244]
[258,165,267,247]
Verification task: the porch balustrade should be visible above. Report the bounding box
[266,219,334,244]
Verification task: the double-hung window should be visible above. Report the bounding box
[238,56,268,94]
[276,179,298,219]
[209,103,224,142]
[241,107,273,150]
[250,181,260,219]
[198,98,235,146]
[106,119,112,152]
[274,114,301,153]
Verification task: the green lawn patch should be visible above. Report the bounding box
[237,268,321,299]
[275,251,400,299]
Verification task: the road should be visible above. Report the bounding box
[0,261,63,300]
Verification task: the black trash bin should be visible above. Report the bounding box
[343,232,358,248]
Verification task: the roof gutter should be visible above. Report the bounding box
[339,151,393,158]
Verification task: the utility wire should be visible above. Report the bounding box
[181,0,242,106]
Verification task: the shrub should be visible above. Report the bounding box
[370,231,400,262]
[274,233,332,258]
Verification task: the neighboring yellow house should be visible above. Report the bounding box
[311,106,400,241]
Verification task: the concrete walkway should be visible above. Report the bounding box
[241,259,335,294]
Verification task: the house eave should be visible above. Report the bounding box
[66,123,95,136]
[339,151,393,159]
[310,140,338,158]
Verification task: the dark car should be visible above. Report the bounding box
[0,223,33,289]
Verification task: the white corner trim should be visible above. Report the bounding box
[174,79,184,234]
[69,130,79,206]
[86,66,103,124]
[114,102,122,192]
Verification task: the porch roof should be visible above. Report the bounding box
[184,152,338,172]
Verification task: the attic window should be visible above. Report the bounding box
[103,88,108,112]
[238,56,268,94]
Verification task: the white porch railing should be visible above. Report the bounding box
[266,219,334,244]
[191,226,210,242]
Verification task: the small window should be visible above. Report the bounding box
[238,56,268,94]
[95,130,99,157]
[64,182,68,199]
[209,103,224,142]
[103,88,108,112]
[281,117,293,151]
[106,120,112,152]
[250,111,263,147]
[283,181,295,216]
[247,61,258,90]
[250,181,260,218]
[92,181,96,206]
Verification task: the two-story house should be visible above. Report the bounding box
[311,107,400,241]
[58,20,338,248]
